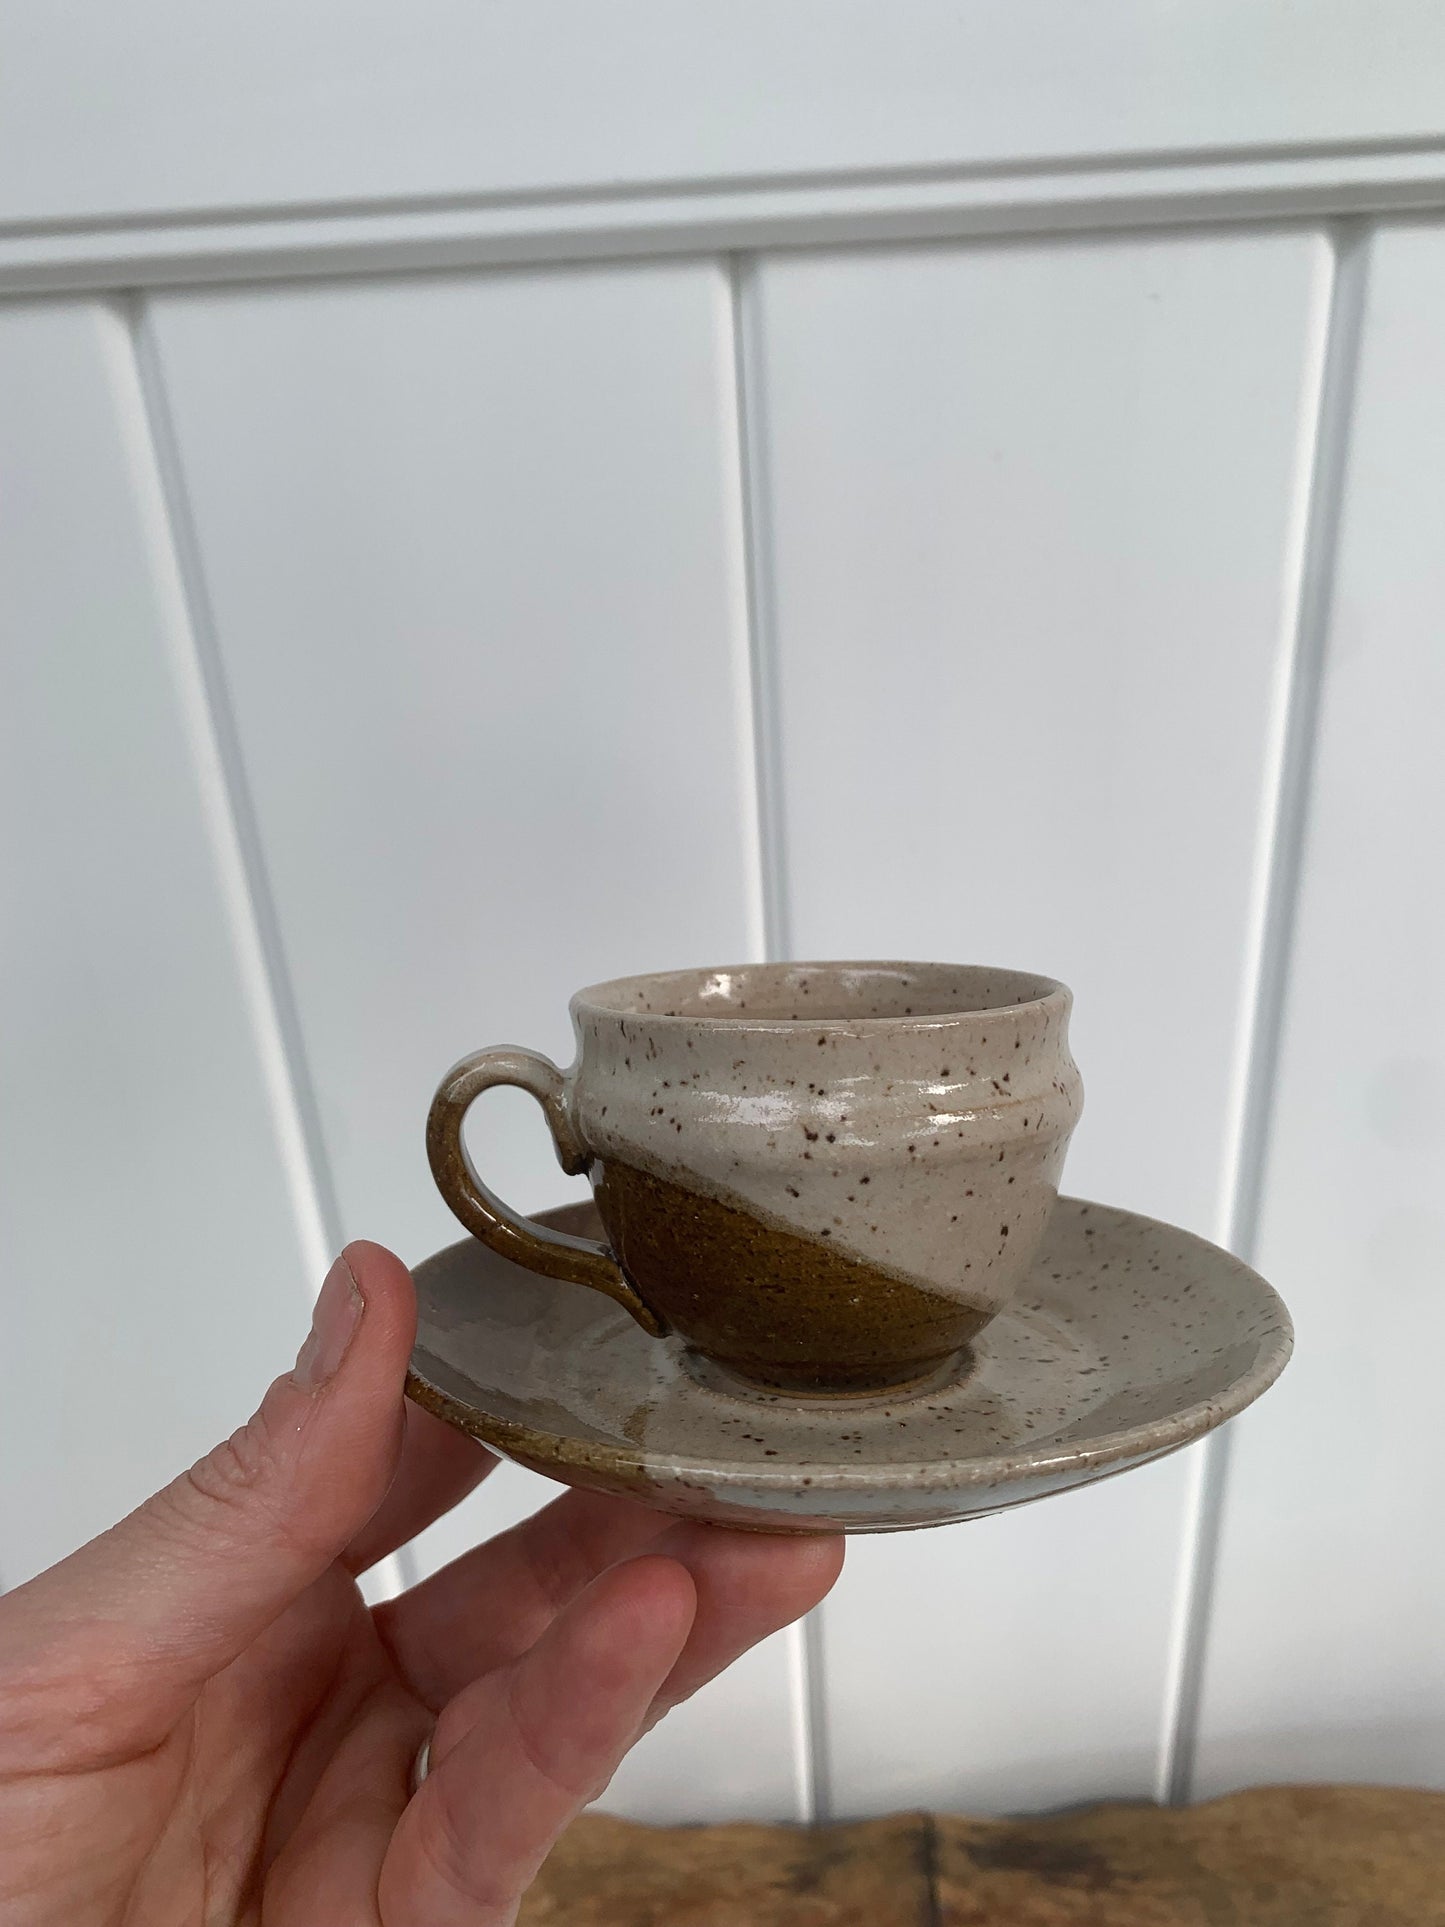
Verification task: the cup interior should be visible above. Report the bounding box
[575,960,1063,1026]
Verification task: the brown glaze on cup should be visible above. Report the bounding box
[592,1158,984,1394]
[426,961,1082,1396]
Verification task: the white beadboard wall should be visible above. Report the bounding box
[3,6,1444,1823]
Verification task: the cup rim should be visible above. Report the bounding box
[571,959,1070,1032]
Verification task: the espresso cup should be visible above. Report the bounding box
[427,961,1082,1396]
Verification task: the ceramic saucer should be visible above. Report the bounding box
[406,1197,1292,1535]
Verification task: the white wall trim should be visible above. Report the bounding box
[3,139,1445,296]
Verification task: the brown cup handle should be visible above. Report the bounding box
[426,1046,665,1337]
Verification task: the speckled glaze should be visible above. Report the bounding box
[427,961,1083,1393]
[406,1196,1294,1534]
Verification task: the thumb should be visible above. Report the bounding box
[2,1241,415,1760]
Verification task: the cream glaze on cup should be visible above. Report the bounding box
[428,962,1083,1396]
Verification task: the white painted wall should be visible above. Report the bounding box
[2,7,1442,1821]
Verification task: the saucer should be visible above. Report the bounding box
[405,1197,1292,1535]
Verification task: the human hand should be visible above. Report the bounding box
[0,1243,843,1924]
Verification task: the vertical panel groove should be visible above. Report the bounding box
[729,253,793,965]
[1157,219,1372,1804]
[727,251,826,1823]
[116,293,414,1595]
[796,1607,833,1823]
[720,257,769,971]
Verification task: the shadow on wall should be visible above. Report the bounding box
[819,1716,1445,1826]
[1185,1714,1445,1805]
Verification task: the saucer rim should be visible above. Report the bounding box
[405,1195,1294,1495]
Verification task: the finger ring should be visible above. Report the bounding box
[409,1736,431,1795]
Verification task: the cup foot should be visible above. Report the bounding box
[680,1346,971,1407]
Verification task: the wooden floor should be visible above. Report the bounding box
[522,1786,1445,1925]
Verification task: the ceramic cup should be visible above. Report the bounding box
[427,961,1083,1396]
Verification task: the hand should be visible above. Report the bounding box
[0,1243,843,1925]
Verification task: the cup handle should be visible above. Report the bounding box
[426,1046,665,1337]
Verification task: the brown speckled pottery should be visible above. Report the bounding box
[406,1196,1293,1534]
[427,962,1083,1395]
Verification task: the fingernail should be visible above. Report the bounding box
[293,1255,363,1391]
